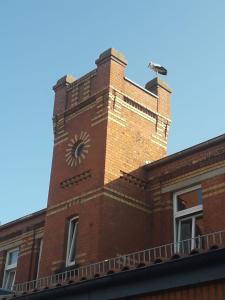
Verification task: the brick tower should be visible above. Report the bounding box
[38,49,171,276]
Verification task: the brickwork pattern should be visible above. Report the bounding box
[38,48,171,277]
[2,49,225,292]
[0,211,45,285]
[129,280,225,300]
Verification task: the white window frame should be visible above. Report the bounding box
[177,213,202,250]
[2,248,19,290]
[66,217,79,267]
[173,185,203,251]
[36,239,43,279]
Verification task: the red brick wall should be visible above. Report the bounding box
[39,197,104,276]
[47,108,107,207]
[147,141,225,181]
[202,174,225,233]
[129,280,225,300]
[39,49,171,276]
[1,49,225,290]
[146,139,225,246]
[0,210,45,285]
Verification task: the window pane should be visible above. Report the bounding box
[177,188,202,211]
[180,219,192,241]
[178,219,192,254]
[36,240,43,279]
[8,250,19,266]
[69,231,76,261]
[66,218,78,266]
[4,270,16,290]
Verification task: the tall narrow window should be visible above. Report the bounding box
[173,185,203,253]
[3,248,19,290]
[66,217,79,267]
[36,239,43,279]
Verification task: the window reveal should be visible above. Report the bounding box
[3,248,19,290]
[173,185,203,253]
[66,217,79,267]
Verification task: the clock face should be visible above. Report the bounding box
[65,131,90,167]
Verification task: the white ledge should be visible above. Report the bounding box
[124,77,159,99]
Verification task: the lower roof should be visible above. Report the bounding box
[12,247,225,300]
[145,133,225,170]
[0,208,46,230]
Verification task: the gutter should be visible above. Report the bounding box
[145,133,225,170]
[13,248,225,300]
[0,209,46,230]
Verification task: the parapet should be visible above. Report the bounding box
[145,77,172,95]
[95,48,127,66]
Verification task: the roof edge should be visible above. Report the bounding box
[12,248,225,299]
[145,133,225,170]
[0,208,46,230]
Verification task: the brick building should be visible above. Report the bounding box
[0,48,225,299]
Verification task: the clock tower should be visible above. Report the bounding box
[38,49,171,276]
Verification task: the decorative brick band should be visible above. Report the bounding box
[53,117,65,135]
[0,239,22,251]
[103,187,151,213]
[47,187,152,217]
[67,70,97,108]
[123,96,157,120]
[120,171,146,189]
[203,182,225,199]
[149,149,225,185]
[60,170,91,189]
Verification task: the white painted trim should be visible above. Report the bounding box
[173,185,203,249]
[66,217,79,267]
[175,205,203,218]
[4,248,19,270]
[3,248,19,290]
[36,240,43,279]
[124,77,158,99]
[174,184,201,196]
[176,213,203,251]
[173,184,202,217]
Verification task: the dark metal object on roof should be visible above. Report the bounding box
[148,62,167,75]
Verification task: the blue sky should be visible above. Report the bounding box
[1,0,225,224]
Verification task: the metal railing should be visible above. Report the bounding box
[13,229,225,293]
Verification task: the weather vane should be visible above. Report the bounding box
[148,62,167,76]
